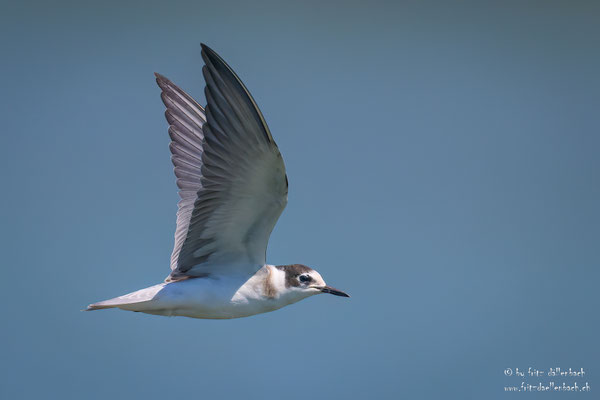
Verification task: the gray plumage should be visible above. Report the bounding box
[154,72,207,276]
[156,44,288,282]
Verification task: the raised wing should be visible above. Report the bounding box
[156,44,288,281]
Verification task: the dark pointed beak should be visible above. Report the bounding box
[320,286,350,297]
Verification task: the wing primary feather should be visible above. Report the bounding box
[200,44,274,144]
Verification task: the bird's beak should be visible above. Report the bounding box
[320,285,350,297]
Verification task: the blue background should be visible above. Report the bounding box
[1,1,598,398]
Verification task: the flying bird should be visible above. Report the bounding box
[86,44,349,319]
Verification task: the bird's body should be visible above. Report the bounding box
[87,44,348,319]
[91,265,318,319]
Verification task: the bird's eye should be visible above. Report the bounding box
[299,274,311,283]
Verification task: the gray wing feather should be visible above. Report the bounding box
[155,73,207,273]
[156,44,287,281]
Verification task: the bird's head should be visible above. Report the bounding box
[273,264,349,299]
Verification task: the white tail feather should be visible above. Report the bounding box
[86,284,166,311]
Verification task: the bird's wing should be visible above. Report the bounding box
[155,44,288,281]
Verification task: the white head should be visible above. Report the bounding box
[271,264,349,303]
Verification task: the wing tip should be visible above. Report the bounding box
[154,72,171,88]
[200,42,212,55]
[200,43,224,70]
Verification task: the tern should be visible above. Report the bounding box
[86,44,349,319]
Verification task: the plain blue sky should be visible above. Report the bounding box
[1,1,598,399]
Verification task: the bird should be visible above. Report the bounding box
[86,44,349,319]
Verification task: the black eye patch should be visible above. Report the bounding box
[299,274,312,283]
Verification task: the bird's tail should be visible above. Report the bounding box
[85,284,166,311]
